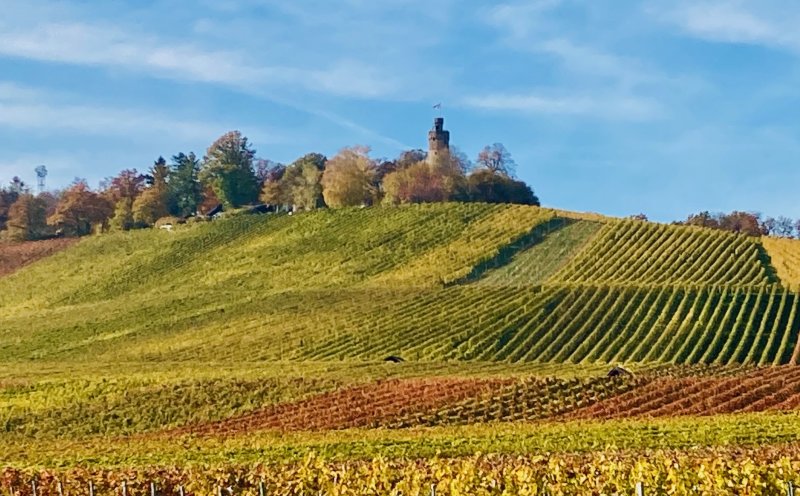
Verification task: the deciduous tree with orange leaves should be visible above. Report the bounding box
[48,180,114,236]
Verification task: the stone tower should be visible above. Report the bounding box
[428,117,450,162]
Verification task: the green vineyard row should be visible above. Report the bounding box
[301,284,800,364]
[0,203,796,365]
[550,219,774,286]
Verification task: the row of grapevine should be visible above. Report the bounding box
[1,203,555,310]
[475,220,602,286]
[762,236,800,290]
[548,220,773,286]
[176,377,514,435]
[569,366,800,420]
[172,365,800,435]
[386,375,646,428]
[177,375,648,435]
[6,447,800,494]
[299,284,800,364]
[300,286,546,361]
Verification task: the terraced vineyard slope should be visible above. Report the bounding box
[0,203,797,365]
[763,236,800,290]
[550,220,775,286]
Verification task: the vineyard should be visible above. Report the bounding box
[550,220,775,286]
[0,238,77,277]
[6,447,800,495]
[762,236,800,290]
[295,284,800,364]
[3,203,800,491]
[147,365,800,436]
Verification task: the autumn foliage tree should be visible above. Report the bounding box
[0,190,19,232]
[288,154,325,211]
[467,169,539,205]
[133,158,171,226]
[105,169,146,231]
[761,216,795,238]
[476,143,516,177]
[382,150,468,205]
[261,153,325,211]
[0,177,27,231]
[681,211,765,237]
[200,131,259,208]
[48,180,114,236]
[0,134,546,234]
[321,146,378,207]
[5,193,47,241]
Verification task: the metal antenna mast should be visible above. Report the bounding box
[35,165,47,194]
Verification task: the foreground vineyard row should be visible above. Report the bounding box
[301,284,800,364]
[5,448,800,495]
[177,366,800,435]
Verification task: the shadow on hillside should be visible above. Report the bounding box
[755,243,782,285]
[449,217,572,286]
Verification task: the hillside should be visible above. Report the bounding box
[0,202,796,365]
[5,202,800,491]
[0,238,78,277]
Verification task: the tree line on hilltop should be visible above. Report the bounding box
[0,131,539,241]
[627,211,800,239]
[679,211,800,238]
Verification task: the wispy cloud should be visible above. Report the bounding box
[538,38,654,89]
[3,0,443,151]
[485,1,563,40]
[0,81,43,101]
[0,80,284,143]
[462,92,661,120]
[651,1,800,52]
[475,2,672,121]
[0,22,401,97]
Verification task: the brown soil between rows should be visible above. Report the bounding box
[165,366,800,438]
[172,377,516,436]
[0,238,78,277]
[566,365,800,420]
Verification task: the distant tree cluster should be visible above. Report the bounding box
[677,211,800,238]
[260,143,538,211]
[0,133,539,241]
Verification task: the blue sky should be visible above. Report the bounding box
[1,0,799,221]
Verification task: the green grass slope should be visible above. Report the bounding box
[0,203,796,365]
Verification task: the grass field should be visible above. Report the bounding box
[3,203,800,493]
